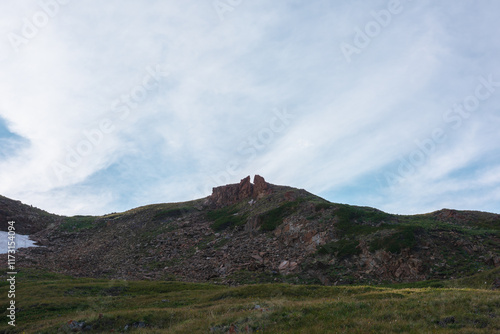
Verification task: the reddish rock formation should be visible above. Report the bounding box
[210,175,272,207]
[253,175,271,198]
[210,183,242,207]
[239,176,253,199]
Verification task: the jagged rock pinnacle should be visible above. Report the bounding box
[209,175,272,207]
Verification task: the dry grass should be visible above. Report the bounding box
[0,268,499,333]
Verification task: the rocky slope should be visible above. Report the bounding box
[1,175,499,285]
[0,195,62,234]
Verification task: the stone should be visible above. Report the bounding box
[209,175,272,207]
[67,320,86,331]
[239,176,253,199]
[279,260,289,270]
[284,191,296,201]
[278,260,290,274]
[251,254,263,264]
[253,175,270,198]
[210,183,240,207]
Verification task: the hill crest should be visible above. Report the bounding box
[1,176,499,285]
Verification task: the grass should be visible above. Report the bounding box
[328,204,498,239]
[153,207,194,221]
[260,199,303,231]
[369,226,420,254]
[0,268,498,333]
[317,239,361,259]
[397,214,499,237]
[207,205,248,231]
[315,206,419,259]
[332,205,392,237]
[59,216,96,232]
[314,202,333,211]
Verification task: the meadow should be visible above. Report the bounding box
[0,268,498,333]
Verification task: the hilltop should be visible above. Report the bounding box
[1,175,499,286]
[0,195,61,234]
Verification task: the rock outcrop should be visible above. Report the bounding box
[209,175,272,207]
[253,175,270,198]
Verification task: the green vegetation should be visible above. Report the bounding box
[260,200,303,231]
[0,268,498,333]
[60,216,96,231]
[225,270,279,285]
[369,226,420,254]
[4,186,499,332]
[333,204,391,237]
[397,214,500,237]
[314,202,333,211]
[317,239,361,259]
[207,205,248,231]
[434,246,492,278]
[336,204,390,224]
[470,217,500,231]
[447,267,500,289]
[153,206,194,221]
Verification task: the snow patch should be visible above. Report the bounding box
[0,232,40,254]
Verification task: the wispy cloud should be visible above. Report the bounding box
[0,0,499,215]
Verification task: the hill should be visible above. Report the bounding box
[0,195,62,234]
[1,175,499,285]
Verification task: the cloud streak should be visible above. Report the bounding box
[0,0,499,216]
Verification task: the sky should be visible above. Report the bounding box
[0,0,499,216]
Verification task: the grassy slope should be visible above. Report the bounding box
[2,191,498,332]
[35,194,498,285]
[0,268,498,333]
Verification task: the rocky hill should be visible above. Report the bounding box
[0,194,62,234]
[1,175,499,285]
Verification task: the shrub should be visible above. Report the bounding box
[260,200,303,231]
[369,226,420,254]
[315,202,333,211]
[207,206,247,231]
[334,205,391,237]
[60,216,96,231]
[154,207,193,221]
[317,239,361,259]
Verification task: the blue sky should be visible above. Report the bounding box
[0,0,499,216]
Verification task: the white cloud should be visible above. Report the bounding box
[0,0,499,215]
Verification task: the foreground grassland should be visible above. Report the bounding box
[0,269,499,333]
